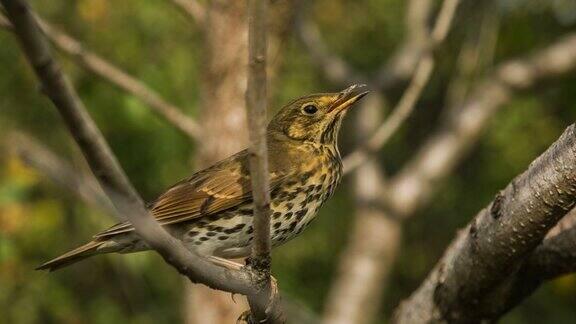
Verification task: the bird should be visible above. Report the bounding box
[36,84,369,271]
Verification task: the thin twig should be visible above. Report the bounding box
[245,0,278,322]
[9,132,116,216]
[374,0,433,89]
[1,0,268,303]
[343,0,461,174]
[0,12,202,140]
[387,33,576,217]
[343,56,434,173]
[295,13,366,86]
[330,31,576,324]
[445,8,500,112]
[324,1,460,321]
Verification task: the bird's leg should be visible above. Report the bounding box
[208,256,279,300]
[209,256,281,321]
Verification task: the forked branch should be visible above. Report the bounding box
[0,12,202,140]
[1,0,278,316]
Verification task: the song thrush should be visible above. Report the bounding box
[37,84,368,271]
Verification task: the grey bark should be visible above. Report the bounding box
[394,124,576,323]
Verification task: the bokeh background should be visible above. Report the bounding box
[1,0,576,323]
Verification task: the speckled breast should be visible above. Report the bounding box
[180,144,343,259]
[268,144,343,246]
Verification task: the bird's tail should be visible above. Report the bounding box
[36,240,106,272]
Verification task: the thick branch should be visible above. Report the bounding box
[472,218,576,319]
[246,0,278,322]
[521,209,576,279]
[0,12,202,140]
[1,0,266,303]
[394,124,576,323]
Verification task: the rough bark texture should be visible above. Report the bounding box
[393,124,576,323]
[491,209,576,318]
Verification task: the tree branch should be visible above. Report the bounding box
[1,0,275,310]
[0,12,202,140]
[9,132,116,216]
[332,31,576,324]
[245,0,279,322]
[473,217,576,319]
[323,134,401,323]
[522,211,576,279]
[387,33,576,217]
[294,8,366,86]
[373,0,433,90]
[393,124,576,323]
[343,0,461,174]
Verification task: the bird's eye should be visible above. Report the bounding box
[302,104,318,115]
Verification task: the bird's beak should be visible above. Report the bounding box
[329,84,369,114]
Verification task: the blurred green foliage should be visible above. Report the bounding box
[1,0,576,323]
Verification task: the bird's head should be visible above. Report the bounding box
[268,84,369,145]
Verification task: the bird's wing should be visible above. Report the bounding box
[94,151,290,238]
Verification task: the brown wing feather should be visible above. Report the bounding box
[94,151,289,238]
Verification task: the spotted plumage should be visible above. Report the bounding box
[36,85,368,271]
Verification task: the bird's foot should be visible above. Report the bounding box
[206,256,245,304]
[208,256,282,322]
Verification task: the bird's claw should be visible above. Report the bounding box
[264,275,280,315]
